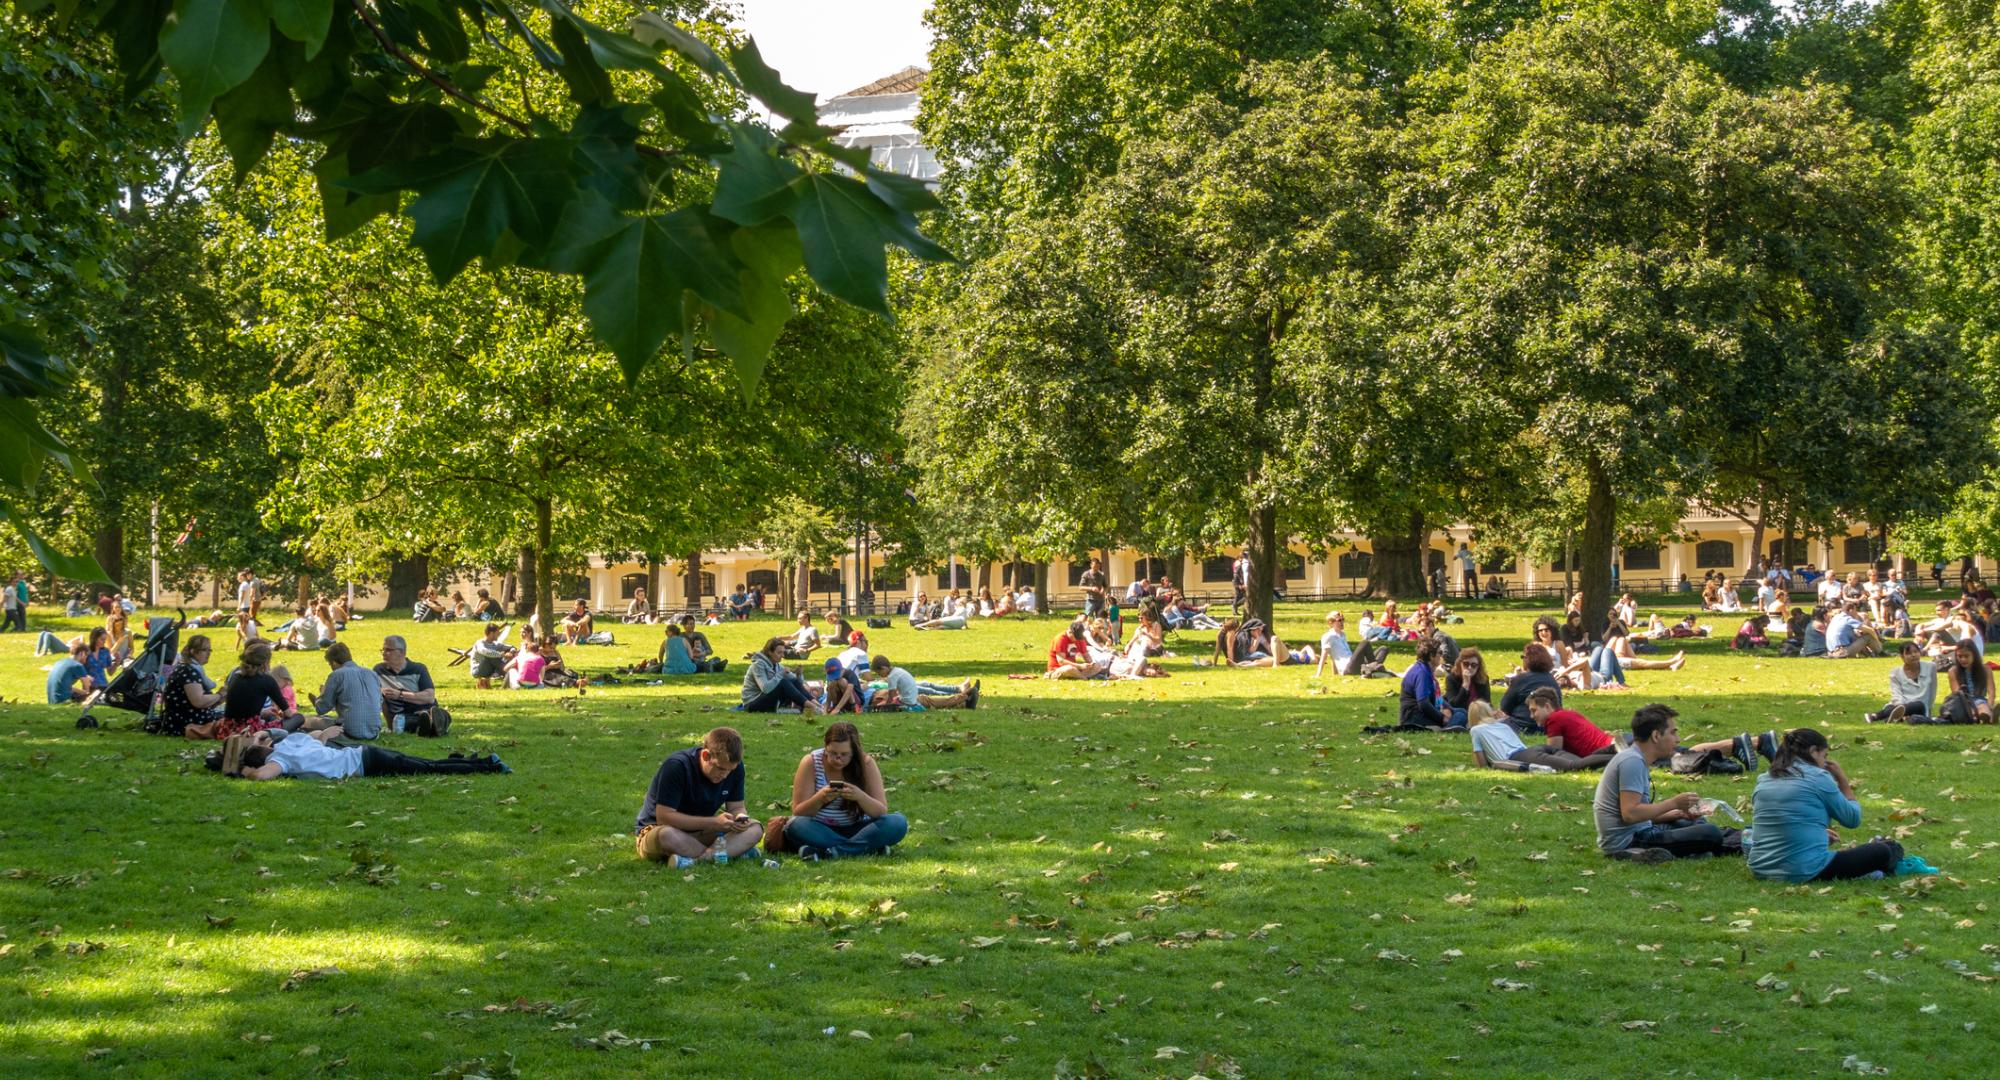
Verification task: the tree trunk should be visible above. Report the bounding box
[977,560,992,591]
[93,525,123,598]
[385,553,429,610]
[647,555,662,608]
[1245,503,1278,626]
[1746,483,1768,581]
[796,561,811,615]
[295,573,312,608]
[509,548,531,615]
[532,498,555,628]
[1366,513,1428,599]
[684,550,703,611]
[1169,551,1187,595]
[1579,455,1616,639]
[1562,537,1574,598]
[1032,561,1048,603]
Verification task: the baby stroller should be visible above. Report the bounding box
[77,611,183,730]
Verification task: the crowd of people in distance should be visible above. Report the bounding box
[739,632,981,713]
[903,583,1041,626]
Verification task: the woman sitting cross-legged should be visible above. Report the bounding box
[739,637,825,713]
[1747,727,1916,882]
[780,720,908,860]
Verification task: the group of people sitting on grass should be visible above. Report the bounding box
[1862,638,1993,724]
[1588,703,1937,879]
[150,633,443,742]
[904,585,1041,624]
[634,723,908,865]
[737,633,980,713]
[1045,614,1171,680]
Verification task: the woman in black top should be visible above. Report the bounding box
[1443,647,1491,729]
[152,633,224,736]
[1558,611,1592,651]
[189,639,298,740]
[1497,643,1562,732]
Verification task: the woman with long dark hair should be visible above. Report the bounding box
[1398,639,1445,728]
[1941,640,1994,723]
[1747,728,1905,881]
[1443,647,1491,729]
[783,721,908,859]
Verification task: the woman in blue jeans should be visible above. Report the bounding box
[783,720,909,859]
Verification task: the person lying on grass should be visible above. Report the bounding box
[866,654,978,710]
[1212,617,1309,668]
[1468,699,1609,772]
[1108,614,1169,679]
[1468,689,1618,771]
[1746,727,1921,883]
[740,637,825,713]
[634,726,762,866]
[217,727,509,781]
[1594,703,1751,864]
[781,720,908,860]
[1865,641,1937,724]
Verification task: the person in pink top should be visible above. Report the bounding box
[508,640,549,688]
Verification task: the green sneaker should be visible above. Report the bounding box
[1893,855,1940,876]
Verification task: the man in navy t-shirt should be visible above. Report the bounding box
[634,726,761,865]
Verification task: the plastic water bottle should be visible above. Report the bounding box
[1527,763,1556,774]
[712,838,728,866]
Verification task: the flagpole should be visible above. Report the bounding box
[149,501,159,607]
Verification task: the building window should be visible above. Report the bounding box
[1622,546,1661,571]
[937,565,970,589]
[1478,548,1518,574]
[1282,552,1306,581]
[694,572,715,597]
[1842,535,1874,565]
[872,567,901,593]
[1201,556,1235,583]
[1001,563,1038,587]
[1427,549,1447,575]
[745,569,779,594]
[1695,540,1735,569]
[1768,538,1807,567]
[1550,550,1574,572]
[1133,557,1166,582]
[619,573,646,599]
[1066,561,1090,587]
[808,569,843,593]
[1337,551,1372,579]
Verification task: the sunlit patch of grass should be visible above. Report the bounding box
[0,599,1994,1077]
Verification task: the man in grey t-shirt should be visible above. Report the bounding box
[306,642,385,739]
[1592,703,1730,862]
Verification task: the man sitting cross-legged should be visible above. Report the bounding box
[634,726,763,867]
[302,642,384,738]
[1594,703,1750,864]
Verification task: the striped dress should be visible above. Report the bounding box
[812,748,862,828]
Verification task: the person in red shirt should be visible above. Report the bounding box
[1047,620,1102,679]
[1527,688,1618,766]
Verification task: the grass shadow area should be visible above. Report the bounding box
[0,603,1994,1077]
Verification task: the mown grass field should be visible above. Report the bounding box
[0,598,1993,1078]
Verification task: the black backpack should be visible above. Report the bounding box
[1669,748,1741,775]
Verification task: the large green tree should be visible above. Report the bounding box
[1409,14,1970,631]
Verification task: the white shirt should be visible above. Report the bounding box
[836,645,869,672]
[1015,590,1037,612]
[1319,628,1352,664]
[270,735,364,780]
[1471,722,1527,763]
[791,625,819,649]
[238,579,257,606]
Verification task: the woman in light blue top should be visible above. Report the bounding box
[1747,728,1899,882]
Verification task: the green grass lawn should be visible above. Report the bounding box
[0,600,1993,1078]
